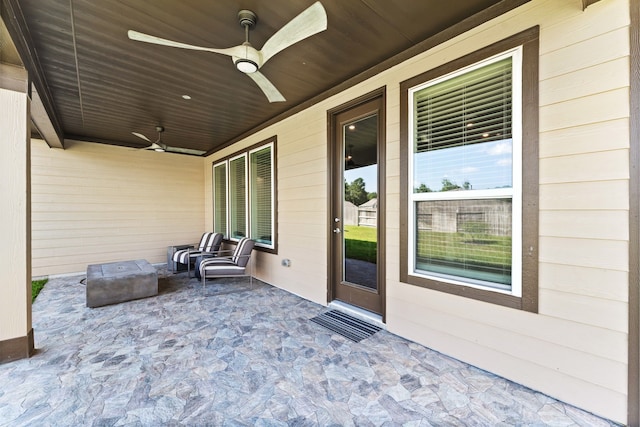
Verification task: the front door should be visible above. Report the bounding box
[329,93,385,317]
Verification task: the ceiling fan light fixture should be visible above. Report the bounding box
[235,58,259,73]
[128,1,327,102]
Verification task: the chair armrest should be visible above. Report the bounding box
[196,248,232,258]
[199,253,252,264]
[170,244,195,251]
[214,249,236,256]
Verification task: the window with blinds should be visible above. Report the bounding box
[229,155,247,240]
[409,48,521,293]
[213,162,228,237]
[250,145,273,246]
[211,138,277,251]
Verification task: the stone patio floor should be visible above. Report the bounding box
[0,267,619,426]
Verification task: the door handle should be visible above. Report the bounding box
[333,227,341,233]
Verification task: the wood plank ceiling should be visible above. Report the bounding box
[3,0,515,156]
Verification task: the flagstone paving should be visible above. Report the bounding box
[0,267,619,426]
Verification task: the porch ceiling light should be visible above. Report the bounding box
[235,58,258,74]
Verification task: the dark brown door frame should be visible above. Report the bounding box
[629,0,640,425]
[327,87,386,320]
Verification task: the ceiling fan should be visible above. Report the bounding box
[345,144,362,169]
[132,126,206,156]
[127,2,327,103]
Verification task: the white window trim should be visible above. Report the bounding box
[407,46,523,297]
[249,142,275,250]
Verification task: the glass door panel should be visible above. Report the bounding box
[342,114,378,291]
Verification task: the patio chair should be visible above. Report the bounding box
[199,237,255,288]
[172,232,223,277]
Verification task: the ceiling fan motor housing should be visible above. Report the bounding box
[238,10,257,28]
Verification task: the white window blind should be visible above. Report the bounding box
[213,162,227,237]
[250,145,273,246]
[414,57,512,154]
[229,155,247,240]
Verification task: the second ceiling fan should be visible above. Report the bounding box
[128,2,327,103]
[133,126,206,156]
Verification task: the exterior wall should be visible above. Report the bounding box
[31,139,205,276]
[204,113,330,303]
[203,0,630,422]
[0,86,31,350]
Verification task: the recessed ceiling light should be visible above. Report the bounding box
[182,95,192,100]
[348,125,356,130]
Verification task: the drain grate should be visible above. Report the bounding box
[310,310,381,342]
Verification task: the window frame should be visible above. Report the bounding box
[211,136,278,254]
[399,27,539,312]
[248,142,275,249]
[228,152,248,241]
[407,47,523,297]
[212,160,228,238]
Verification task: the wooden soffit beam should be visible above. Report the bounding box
[0,62,27,93]
[1,0,64,148]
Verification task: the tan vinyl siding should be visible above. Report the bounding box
[31,139,205,276]
[203,0,630,422]
[0,87,31,343]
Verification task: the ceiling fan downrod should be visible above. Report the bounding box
[236,9,258,73]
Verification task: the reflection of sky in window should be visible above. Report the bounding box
[414,139,512,192]
[345,164,377,193]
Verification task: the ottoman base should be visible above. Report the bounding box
[86,259,158,308]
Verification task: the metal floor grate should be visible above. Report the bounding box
[310,309,382,342]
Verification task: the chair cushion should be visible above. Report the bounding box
[200,258,247,277]
[203,233,223,253]
[172,249,202,264]
[196,232,213,251]
[172,233,223,264]
[232,238,255,267]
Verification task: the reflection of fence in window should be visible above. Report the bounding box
[358,207,377,227]
[344,201,358,225]
[457,212,486,234]
[357,199,377,227]
[415,200,511,236]
[416,213,433,230]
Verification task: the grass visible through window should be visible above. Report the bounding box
[415,230,512,285]
[416,230,511,268]
[32,278,48,303]
[344,225,377,263]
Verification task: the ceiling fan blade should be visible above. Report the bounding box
[246,71,286,103]
[165,146,207,156]
[132,131,151,143]
[128,30,245,58]
[259,1,327,66]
